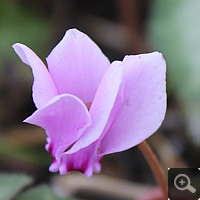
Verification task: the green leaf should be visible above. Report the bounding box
[13,185,78,200]
[0,173,33,200]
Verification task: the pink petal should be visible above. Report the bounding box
[59,141,103,177]
[100,52,167,155]
[46,28,110,103]
[12,43,58,109]
[24,94,92,171]
[67,61,123,154]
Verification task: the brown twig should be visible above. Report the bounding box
[138,140,168,200]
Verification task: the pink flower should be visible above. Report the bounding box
[13,28,166,177]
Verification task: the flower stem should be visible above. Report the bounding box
[138,140,168,200]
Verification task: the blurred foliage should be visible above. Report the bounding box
[0,135,50,166]
[0,0,51,70]
[0,173,33,200]
[0,173,78,200]
[148,0,200,145]
[14,184,75,200]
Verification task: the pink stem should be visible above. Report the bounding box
[138,141,168,199]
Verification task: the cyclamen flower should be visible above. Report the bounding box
[13,28,166,177]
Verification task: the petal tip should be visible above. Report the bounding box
[23,118,29,123]
[49,162,59,172]
[12,42,21,49]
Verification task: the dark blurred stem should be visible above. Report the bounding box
[138,141,168,200]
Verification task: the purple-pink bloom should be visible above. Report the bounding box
[13,28,166,177]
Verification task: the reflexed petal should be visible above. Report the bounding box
[24,94,92,167]
[46,28,110,103]
[100,52,167,155]
[12,43,58,109]
[67,61,123,154]
[59,142,103,177]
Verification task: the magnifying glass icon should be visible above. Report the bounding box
[174,174,196,193]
